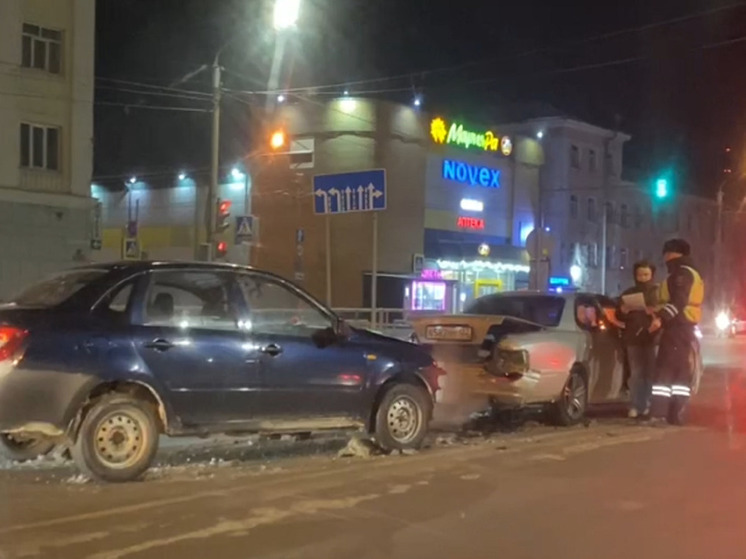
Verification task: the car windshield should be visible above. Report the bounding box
[464,294,565,327]
[9,269,108,308]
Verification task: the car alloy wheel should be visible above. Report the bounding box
[387,396,422,445]
[563,372,587,421]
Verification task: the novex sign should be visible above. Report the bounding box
[442,159,500,188]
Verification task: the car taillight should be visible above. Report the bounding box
[0,327,28,362]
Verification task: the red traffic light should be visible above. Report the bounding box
[216,241,228,256]
[219,200,232,215]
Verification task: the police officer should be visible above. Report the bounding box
[648,239,705,425]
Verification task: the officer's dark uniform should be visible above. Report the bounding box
[650,239,705,425]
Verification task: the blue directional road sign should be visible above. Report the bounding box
[235,215,256,244]
[313,170,386,215]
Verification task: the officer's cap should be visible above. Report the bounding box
[662,238,691,256]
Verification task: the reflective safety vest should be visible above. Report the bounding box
[659,265,704,324]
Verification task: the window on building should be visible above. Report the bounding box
[605,152,615,176]
[20,123,60,171]
[571,145,581,169]
[620,204,630,228]
[635,205,644,229]
[560,242,566,267]
[21,24,62,74]
[606,245,614,270]
[569,195,578,219]
[589,243,598,268]
[620,248,628,270]
[589,149,597,172]
[587,197,597,221]
[605,202,615,224]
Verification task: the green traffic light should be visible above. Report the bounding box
[655,178,668,199]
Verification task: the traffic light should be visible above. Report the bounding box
[655,178,669,199]
[215,240,228,259]
[216,198,231,231]
[270,129,286,150]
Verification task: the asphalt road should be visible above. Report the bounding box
[1,336,746,559]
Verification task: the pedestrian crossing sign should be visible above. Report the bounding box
[123,238,140,260]
[235,215,256,245]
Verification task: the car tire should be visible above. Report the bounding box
[70,393,159,483]
[0,434,55,462]
[373,383,432,452]
[552,368,588,427]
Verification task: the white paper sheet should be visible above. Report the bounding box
[621,292,646,311]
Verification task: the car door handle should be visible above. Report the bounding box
[261,343,283,357]
[144,338,175,352]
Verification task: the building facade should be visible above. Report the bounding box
[251,98,544,311]
[0,0,96,299]
[502,117,716,296]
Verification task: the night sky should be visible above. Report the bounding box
[94,0,746,197]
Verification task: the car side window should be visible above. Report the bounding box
[142,271,242,332]
[237,275,333,337]
[575,300,599,331]
[94,280,137,323]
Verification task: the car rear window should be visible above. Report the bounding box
[464,295,565,327]
[10,269,108,307]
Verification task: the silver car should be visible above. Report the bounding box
[410,291,703,425]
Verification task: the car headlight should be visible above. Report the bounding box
[716,312,731,331]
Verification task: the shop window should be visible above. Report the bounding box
[411,281,446,311]
[587,198,597,222]
[569,195,578,219]
[620,204,630,228]
[570,145,581,169]
[589,149,597,172]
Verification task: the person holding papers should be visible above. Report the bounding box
[616,260,660,419]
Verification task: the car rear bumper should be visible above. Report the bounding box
[0,363,97,437]
[437,362,564,407]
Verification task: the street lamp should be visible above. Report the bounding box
[274,0,301,30]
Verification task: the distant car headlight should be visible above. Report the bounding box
[716,312,731,331]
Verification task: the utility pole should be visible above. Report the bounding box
[207,55,222,260]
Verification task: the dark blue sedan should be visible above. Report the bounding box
[0,262,443,481]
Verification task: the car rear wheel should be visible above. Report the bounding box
[71,394,159,482]
[553,369,588,426]
[374,383,432,452]
[0,434,55,462]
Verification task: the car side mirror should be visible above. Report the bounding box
[312,326,339,348]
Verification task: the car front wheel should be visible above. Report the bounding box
[553,368,588,426]
[71,394,159,482]
[0,434,55,462]
[374,383,432,452]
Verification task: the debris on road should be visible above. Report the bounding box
[336,437,381,459]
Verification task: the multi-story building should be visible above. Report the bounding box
[0,0,96,299]
[502,117,717,296]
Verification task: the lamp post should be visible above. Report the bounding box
[206,0,300,260]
